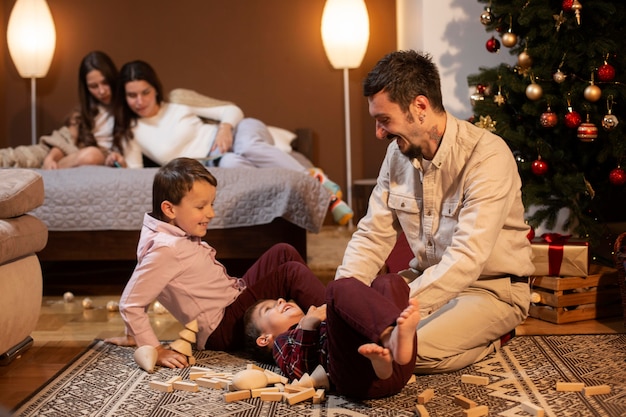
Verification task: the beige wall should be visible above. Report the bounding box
[1,0,396,187]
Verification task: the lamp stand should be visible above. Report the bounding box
[342,67,354,228]
[30,77,37,145]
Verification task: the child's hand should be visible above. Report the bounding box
[104,335,136,346]
[300,304,326,330]
[106,151,126,167]
[156,345,189,368]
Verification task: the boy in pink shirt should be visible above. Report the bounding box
[105,157,324,368]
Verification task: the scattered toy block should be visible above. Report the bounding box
[224,390,251,402]
[188,355,196,366]
[189,371,208,380]
[583,385,611,396]
[190,366,213,373]
[296,373,314,388]
[251,386,280,397]
[285,387,316,405]
[556,382,585,392]
[260,391,284,402]
[417,388,435,404]
[185,319,199,332]
[196,378,227,390]
[284,384,308,393]
[407,374,417,384]
[521,401,545,417]
[312,388,326,404]
[166,375,182,384]
[274,383,285,392]
[173,380,198,392]
[149,380,173,393]
[416,403,430,417]
[462,405,488,417]
[264,369,288,384]
[461,374,489,386]
[454,394,477,409]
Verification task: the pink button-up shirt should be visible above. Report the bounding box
[119,213,243,349]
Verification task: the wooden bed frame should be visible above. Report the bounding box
[38,128,317,292]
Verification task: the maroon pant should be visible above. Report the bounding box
[205,243,325,351]
[326,275,416,399]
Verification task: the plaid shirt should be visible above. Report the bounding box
[272,322,328,381]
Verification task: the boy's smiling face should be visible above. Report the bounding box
[253,298,304,340]
[167,180,216,237]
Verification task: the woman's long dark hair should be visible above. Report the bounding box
[77,51,118,147]
[112,60,164,152]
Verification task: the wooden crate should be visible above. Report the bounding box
[529,264,622,324]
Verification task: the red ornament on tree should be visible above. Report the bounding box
[540,107,558,128]
[486,36,500,53]
[564,108,582,128]
[609,167,626,186]
[526,226,535,241]
[597,63,616,82]
[577,117,598,142]
[562,0,573,11]
[531,158,549,175]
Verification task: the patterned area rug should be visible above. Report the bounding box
[14,335,626,417]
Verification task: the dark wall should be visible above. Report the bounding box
[1,0,396,187]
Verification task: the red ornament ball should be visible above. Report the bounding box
[531,159,549,176]
[609,167,626,186]
[564,110,582,128]
[526,227,535,241]
[597,63,616,82]
[476,84,486,94]
[562,0,573,11]
[486,37,500,53]
[577,122,598,142]
[540,111,558,128]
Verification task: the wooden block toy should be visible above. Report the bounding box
[179,329,197,344]
[247,363,265,371]
[189,371,208,380]
[521,401,545,417]
[231,369,268,390]
[196,378,227,390]
[296,373,314,388]
[284,384,308,393]
[187,355,196,366]
[312,389,326,404]
[166,375,182,384]
[169,339,192,357]
[224,390,251,402]
[173,380,199,392]
[274,383,285,392]
[285,387,316,405]
[462,405,488,417]
[190,366,213,373]
[407,374,417,384]
[583,385,611,396]
[556,382,585,392]
[251,386,280,397]
[185,319,199,332]
[260,391,284,402]
[149,380,173,392]
[310,364,330,389]
[454,394,477,409]
[417,388,435,404]
[416,404,430,417]
[133,345,158,373]
[264,369,288,384]
[461,374,490,385]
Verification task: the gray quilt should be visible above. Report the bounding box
[31,166,331,233]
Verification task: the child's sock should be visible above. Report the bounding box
[330,196,353,226]
[309,167,342,199]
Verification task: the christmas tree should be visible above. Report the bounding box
[468,0,626,255]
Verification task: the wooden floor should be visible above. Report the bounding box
[1,226,624,412]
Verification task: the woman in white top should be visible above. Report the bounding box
[113,60,353,224]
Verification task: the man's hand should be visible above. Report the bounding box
[300,304,327,330]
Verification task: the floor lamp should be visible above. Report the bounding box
[7,0,57,146]
[321,0,370,228]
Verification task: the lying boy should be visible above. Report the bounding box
[244,275,420,399]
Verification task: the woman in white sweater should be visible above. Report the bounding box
[112,60,352,224]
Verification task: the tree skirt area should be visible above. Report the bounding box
[14,334,626,417]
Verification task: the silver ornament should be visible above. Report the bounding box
[480,7,493,25]
[602,114,619,130]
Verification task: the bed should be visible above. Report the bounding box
[31,129,331,292]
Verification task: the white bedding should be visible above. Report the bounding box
[31,166,330,233]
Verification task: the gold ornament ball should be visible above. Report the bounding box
[501,32,518,47]
[525,83,543,101]
[583,84,602,102]
[553,69,567,83]
[517,51,532,68]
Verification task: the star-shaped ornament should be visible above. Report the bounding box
[474,115,497,132]
[553,11,566,31]
[494,92,505,106]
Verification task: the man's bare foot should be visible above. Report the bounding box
[358,343,392,380]
[386,298,420,365]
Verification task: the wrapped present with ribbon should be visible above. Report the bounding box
[531,233,589,277]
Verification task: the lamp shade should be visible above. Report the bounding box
[321,0,370,69]
[7,0,56,78]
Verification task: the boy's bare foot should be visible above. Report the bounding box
[386,298,420,365]
[358,343,393,380]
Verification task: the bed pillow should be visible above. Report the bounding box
[267,126,297,153]
[0,169,44,218]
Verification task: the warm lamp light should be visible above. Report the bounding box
[321,0,370,227]
[7,0,57,145]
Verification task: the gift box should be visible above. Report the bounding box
[531,233,588,277]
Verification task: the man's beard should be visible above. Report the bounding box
[389,134,422,160]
